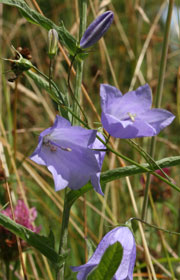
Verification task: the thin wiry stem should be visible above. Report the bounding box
[0,159,28,280]
[57,189,71,280]
[13,77,19,160]
[30,0,100,121]
[130,217,180,237]
[57,1,88,279]
[141,0,174,221]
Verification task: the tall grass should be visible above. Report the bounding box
[0,0,180,279]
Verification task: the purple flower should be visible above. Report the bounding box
[71,226,136,280]
[30,116,105,195]
[0,200,40,261]
[100,84,175,138]
[1,200,39,233]
[80,11,114,49]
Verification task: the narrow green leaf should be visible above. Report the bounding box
[100,156,180,184]
[48,229,55,249]
[0,213,67,268]
[25,70,70,120]
[0,0,78,55]
[87,242,123,280]
[177,67,180,122]
[26,70,60,103]
[85,238,96,260]
[67,156,180,207]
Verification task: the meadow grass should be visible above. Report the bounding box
[0,0,180,279]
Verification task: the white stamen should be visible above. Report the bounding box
[60,147,72,152]
[127,112,136,122]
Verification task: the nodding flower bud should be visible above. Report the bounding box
[48,29,59,58]
[80,11,114,49]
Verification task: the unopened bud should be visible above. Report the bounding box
[48,29,59,58]
[80,11,114,49]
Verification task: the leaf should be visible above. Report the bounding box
[47,229,55,249]
[25,70,70,120]
[87,242,123,280]
[67,156,180,207]
[85,238,96,260]
[26,70,60,103]
[0,0,78,55]
[177,66,180,123]
[0,213,67,268]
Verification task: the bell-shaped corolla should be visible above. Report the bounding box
[100,84,175,139]
[71,226,136,280]
[30,115,106,195]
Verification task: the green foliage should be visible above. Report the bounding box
[85,238,96,260]
[0,212,67,268]
[26,69,70,119]
[26,69,61,103]
[87,242,123,280]
[0,0,180,278]
[0,0,78,55]
[66,156,180,207]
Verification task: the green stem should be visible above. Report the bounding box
[73,0,87,124]
[60,108,180,193]
[31,65,65,105]
[49,58,53,94]
[104,142,179,193]
[57,189,71,280]
[5,261,10,280]
[13,78,19,161]
[57,2,87,279]
[141,0,174,220]
[67,156,180,208]
[149,194,175,278]
[57,105,180,193]
[130,217,180,237]
[73,61,83,124]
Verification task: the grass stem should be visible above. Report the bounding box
[141,0,174,221]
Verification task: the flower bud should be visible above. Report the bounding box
[47,29,59,58]
[80,11,114,49]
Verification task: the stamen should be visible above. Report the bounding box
[43,140,57,152]
[43,137,72,152]
[60,147,72,152]
[127,112,136,122]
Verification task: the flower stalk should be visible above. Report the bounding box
[73,0,87,124]
[57,189,71,280]
[57,1,88,278]
[141,0,174,221]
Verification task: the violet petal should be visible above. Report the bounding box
[71,227,136,280]
[100,84,175,139]
[80,11,114,49]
